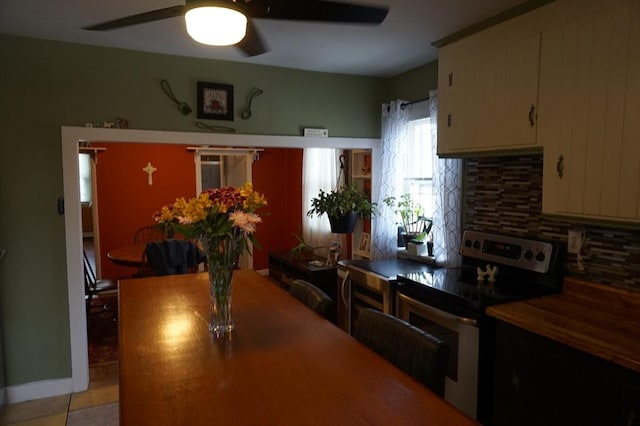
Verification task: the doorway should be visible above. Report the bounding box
[193,147,258,269]
[62,127,380,393]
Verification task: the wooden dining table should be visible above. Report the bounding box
[106,244,145,267]
[118,270,478,426]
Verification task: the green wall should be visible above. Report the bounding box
[0,33,437,388]
[388,61,438,102]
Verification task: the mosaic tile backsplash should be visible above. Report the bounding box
[463,154,640,291]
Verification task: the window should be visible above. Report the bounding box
[78,153,92,204]
[403,117,434,219]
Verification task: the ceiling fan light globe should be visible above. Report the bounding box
[185,6,247,46]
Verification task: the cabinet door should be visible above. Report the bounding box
[437,23,541,155]
[492,322,534,425]
[594,362,640,426]
[542,0,640,222]
[492,321,602,426]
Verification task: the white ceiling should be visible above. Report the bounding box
[0,0,528,78]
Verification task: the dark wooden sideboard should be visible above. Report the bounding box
[268,250,338,302]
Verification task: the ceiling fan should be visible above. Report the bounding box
[84,0,389,57]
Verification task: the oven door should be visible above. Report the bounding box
[395,291,479,420]
[343,265,393,335]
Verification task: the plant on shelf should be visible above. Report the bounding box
[307,184,377,234]
[383,194,432,247]
[287,231,316,261]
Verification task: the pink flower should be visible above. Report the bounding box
[230,211,262,234]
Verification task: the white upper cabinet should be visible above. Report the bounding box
[437,8,550,156]
[541,0,640,222]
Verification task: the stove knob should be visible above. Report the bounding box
[524,249,534,260]
[465,239,472,248]
[473,240,481,250]
[536,252,546,262]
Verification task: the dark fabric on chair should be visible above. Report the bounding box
[354,308,449,396]
[289,279,335,322]
[144,239,204,276]
[144,239,202,276]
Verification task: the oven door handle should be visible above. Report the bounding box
[457,316,478,327]
[397,292,478,327]
[341,270,350,308]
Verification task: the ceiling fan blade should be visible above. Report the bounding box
[83,5,185,31]
[245,0,388,24]
[236,20,269,57]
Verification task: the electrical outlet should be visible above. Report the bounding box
[567,231,583,254]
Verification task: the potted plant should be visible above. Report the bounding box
[383,194,432,248]
[307,184,377,233]
[287,231,316,261]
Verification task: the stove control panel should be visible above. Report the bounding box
[460,230,554,273]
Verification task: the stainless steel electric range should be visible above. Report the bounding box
[396,229,565,422]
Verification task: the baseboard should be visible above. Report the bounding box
[6,377,73,404]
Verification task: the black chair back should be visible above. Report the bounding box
[83,250,118,315]
[354,308,449,396]
[289,279,335,323]
[134,225,166,245]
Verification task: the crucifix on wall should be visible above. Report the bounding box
[142,162,157,185]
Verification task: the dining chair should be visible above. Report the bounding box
[133,224,167,245]
[353,308,449,396]
[83,250,118,316]
[288,279,335,323]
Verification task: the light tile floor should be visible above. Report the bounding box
[0,363,119,426]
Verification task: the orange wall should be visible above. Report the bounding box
[93,142,303,278]
[253,148,304,259]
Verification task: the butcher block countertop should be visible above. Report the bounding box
[486,277,640,373]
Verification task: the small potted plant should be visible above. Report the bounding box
[287,231,315,261]
[407,229,434,256]
[307,184,377,233]
[383,194,432,248]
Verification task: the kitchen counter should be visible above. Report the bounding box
[486,277,640,373]
[338,258,435,280]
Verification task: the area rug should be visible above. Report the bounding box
[87,294,119,365]
[67,402,119,426]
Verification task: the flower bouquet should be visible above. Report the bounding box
[154,183,267,335]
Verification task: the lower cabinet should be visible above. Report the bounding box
[493,321,640,426]
[267,250,337,303]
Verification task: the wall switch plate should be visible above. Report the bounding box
[303,128,328,137]
[567,230,584,254]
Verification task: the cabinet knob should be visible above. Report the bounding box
[557,155,564,179]
[528,104,536,127]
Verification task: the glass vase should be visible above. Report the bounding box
[201,236,237,336]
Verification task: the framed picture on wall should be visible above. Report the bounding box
[358,232,370,253]
[327,240,342,265]
[330,240,342,256]
[197,81,234,121]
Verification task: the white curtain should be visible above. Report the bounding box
[302,148,344,255]
[430,91,463,267]
[371,100,409,260]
